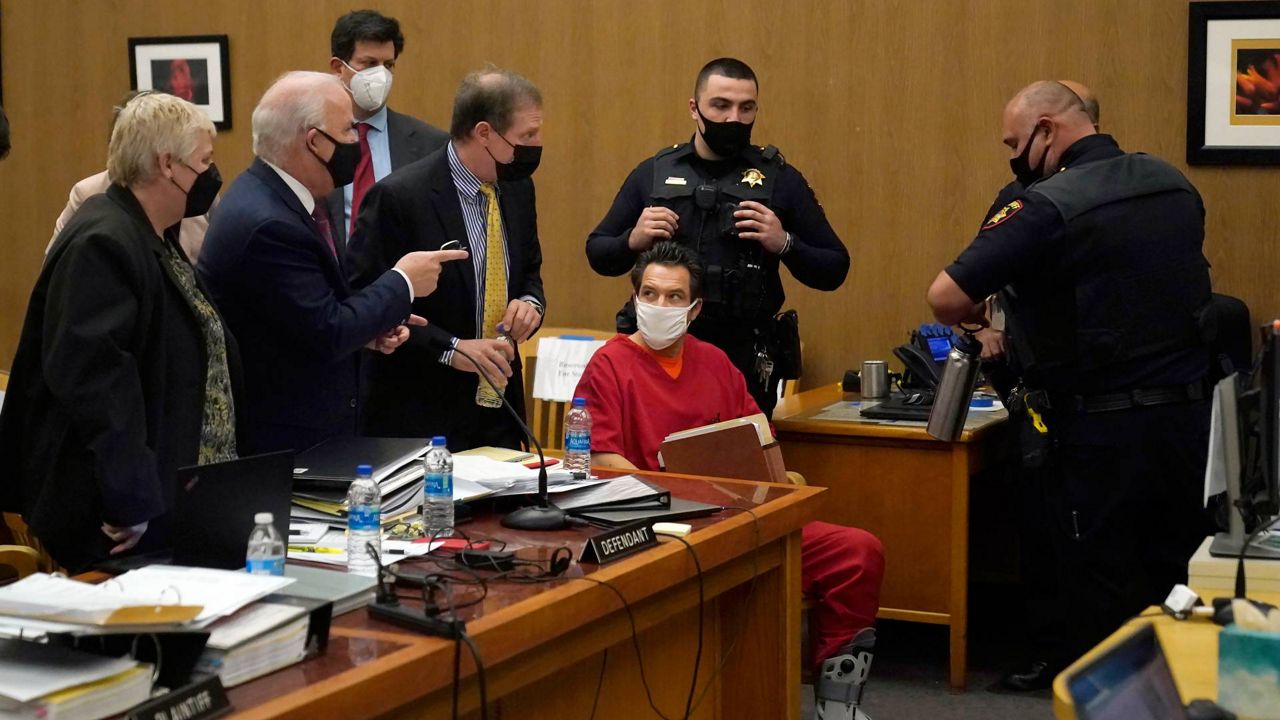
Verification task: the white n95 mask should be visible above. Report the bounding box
[634,298,698,351]
[344,63,393,112]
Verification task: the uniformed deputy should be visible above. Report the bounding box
[928,81,1213,690]
[585,57,849,417]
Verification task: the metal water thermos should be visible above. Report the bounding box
[927,331,983,441]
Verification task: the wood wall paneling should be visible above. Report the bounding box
[1,0,1276,388]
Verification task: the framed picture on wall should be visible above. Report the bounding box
[129,34,231,130]
[1188,1,1280,164]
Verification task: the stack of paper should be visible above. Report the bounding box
[291,437,433,528]
[110,566,295,624]
[195,611,308,687]
[452,455,601,496]
[0,638,151,720]
[0,574,202,632]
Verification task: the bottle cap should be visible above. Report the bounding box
[356,464,373,476]
[254,512,273,524]
[572,397,586,407]
[431,435,447,446]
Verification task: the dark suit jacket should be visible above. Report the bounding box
[348,145,545,448]
[324,108,449,249]
[198,158,412,455]
[0,185,243,572]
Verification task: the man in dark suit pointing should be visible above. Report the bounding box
[349,67,546,450]
[199,71,465,455]
[324,9,449,249]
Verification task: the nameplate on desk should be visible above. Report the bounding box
[127,673,232,720]
[579,521,656,564]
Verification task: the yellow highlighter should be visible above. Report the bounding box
[288,545,344,554]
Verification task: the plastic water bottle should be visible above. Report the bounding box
[245,512,285,576]
[423,436,454,538]
[346,464,381,577]
[475,333,510,408]
[563,397,592,474]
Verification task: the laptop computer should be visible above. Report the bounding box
[1066,623,1188,720]
[95,451,295,572]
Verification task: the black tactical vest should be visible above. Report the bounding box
[648,143,784,322]
[1006,154,1211,391]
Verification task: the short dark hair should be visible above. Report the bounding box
[0,105,9,160]
[630,242,703,300]
[694,57,758,100]
[450,67,543,140]
[331,10,404,62]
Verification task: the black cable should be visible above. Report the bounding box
[666,535,705,720]
[688,506,762,716]
[451,633,462,720]
[588,649,608,720]
[459,631,488,719]
[1236,517,1275,598]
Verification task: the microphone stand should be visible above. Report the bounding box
[449,344,568,531]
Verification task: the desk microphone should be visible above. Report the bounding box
[422,331,568,531]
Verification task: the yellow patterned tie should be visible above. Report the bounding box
[477,183,507,339]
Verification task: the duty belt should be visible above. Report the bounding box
[1046,380,1209,414]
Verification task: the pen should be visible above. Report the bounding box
[288,545,344,554]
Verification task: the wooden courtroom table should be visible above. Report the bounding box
[772,383,1008,690]
[1051,589,1280,718]
[179,472,821,719]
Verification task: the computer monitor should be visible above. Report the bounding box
[1208,322,1280,559]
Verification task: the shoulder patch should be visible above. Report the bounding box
[983,200,1024,229]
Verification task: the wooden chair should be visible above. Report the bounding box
[0,369,9,391]
[3,513,60,574]
[0,545,40,584]
[519,327,615,454]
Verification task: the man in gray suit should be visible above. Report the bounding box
[325,9,449,250]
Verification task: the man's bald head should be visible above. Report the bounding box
[1001,80,1099,182]
[1006,81,1094,128]
[1058,80,1100,127]
[251,71,349,165]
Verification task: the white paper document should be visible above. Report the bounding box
[0,638,138,703]
[532,336,607,402]
[112,566,294,622]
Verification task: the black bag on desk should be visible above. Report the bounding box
[773,309,802,380]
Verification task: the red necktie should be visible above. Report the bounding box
[312,205,337,258]
[349,123,374,236]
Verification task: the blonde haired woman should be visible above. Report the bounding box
[0,92,240,572]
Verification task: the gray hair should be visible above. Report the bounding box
[108,92,215,186]
[252,71,344,164]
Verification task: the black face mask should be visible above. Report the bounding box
[311,128,361,187]
[486,130,542,182]
[1009,124,1049,187]
[171,162,222,218]
[696,105,754,158]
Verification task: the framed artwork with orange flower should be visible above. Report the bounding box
[129,35,231,130]
[1189,2,1280,164]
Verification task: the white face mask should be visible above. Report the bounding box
[634,298,698,351]
[342,61,393,112]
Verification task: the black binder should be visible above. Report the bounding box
[292,437,429,487]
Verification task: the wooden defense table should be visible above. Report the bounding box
[208,472,819,719]
[772,384,1008,690]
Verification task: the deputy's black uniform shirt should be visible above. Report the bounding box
[945,134,1209,395]
[586,139,849,329]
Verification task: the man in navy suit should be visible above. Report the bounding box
[199,71,466,454]
[349,67,546,450]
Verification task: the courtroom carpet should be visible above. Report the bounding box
[800,586,1055,719]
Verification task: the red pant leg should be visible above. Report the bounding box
[802,521,885,669]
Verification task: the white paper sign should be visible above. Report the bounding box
[532,337,607,402]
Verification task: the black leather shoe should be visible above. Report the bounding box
[1001,660,1057,691]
